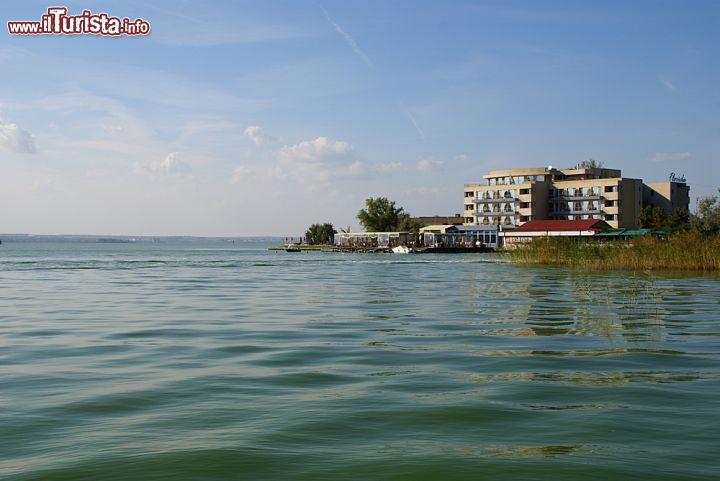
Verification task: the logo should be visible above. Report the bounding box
[8,7,150,36]
[668,172,687,183]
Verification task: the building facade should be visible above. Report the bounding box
[643,181,691,216]
[463,165,688,229]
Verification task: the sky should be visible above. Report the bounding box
[1,0,718,236]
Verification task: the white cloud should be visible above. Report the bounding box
[231,164,258,184]
[233,136,360,186]
[650,152,691,162]
[417,158,444,172]
[335,161,363,177]
[244,125,278,145]
[279,136,353,163]
[135,152,192,175]
[377,161,403,173]
[0,118,37,153]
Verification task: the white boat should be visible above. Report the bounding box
[285,244,301,252]
[391,245,413,254]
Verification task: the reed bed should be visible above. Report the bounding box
[504,232,720,271]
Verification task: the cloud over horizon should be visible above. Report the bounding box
[134,152,192,175]
[0,118,37,153]
[232,136,360,186]
[278,136,359,182]
[279,136,353,163]
[244,125,278,145]
[650,152,691,162]
[417,158,444,172]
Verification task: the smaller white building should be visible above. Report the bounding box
[499,219,611,247]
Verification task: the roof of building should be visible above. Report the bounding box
[413,215,464,226]
[511,219,611,232]
[596,228,653,236]
[419,224,458,234]
[454,225,498,232]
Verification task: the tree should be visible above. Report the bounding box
[692,189,720,235]
[397,213,424,234]
[575,158,604,169]
[637,205,666,229]
[305,223,336,245]
[666,207,691,233]
[357,197,405,231]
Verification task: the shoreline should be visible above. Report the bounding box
[269,244,496,254]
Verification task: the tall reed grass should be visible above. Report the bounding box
[504,231,720,270]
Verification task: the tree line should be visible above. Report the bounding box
[303,197,423,245]
[638,188,720,235]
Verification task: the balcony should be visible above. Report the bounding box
[475,197,518,204]
[550,209,603,216]
[518,207,533,216]
[552,194,602,201]
[603,191,619,201]
[475,210,515,216]
[518,193,533,203]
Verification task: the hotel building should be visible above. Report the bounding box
[463,165,689,229]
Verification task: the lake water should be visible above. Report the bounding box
[1,239,719,480]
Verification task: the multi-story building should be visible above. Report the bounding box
[463,165,688,229]
[643,181,691,216]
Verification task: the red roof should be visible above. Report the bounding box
[512,219,610,232]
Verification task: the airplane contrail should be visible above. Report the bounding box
[321,7,374,69]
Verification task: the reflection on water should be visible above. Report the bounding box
[1,243,719,481]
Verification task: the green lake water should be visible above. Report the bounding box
[1,240,719,480]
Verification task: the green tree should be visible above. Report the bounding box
[692,189,720,235]
[357,197,406,231]
[666,207,691,233]
[637,205,666,229]
[305,223,336,245]
[575,158,604,169]
[397,213,424,234]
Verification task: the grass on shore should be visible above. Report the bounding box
[503,231,720,271]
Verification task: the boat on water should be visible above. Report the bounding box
[391,245,413,254]
[285,244,301,252]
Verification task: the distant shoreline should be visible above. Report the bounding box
[0,234,284,243]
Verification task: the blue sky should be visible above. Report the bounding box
[1,0,718,236]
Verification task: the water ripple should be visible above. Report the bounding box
[2,242,719,481]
